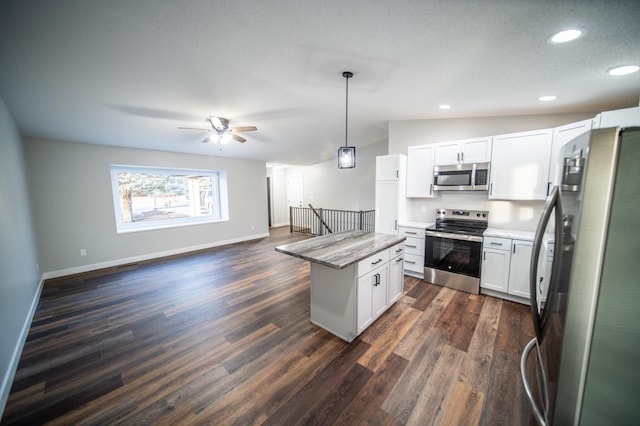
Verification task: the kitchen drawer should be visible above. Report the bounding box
[403,253,423,273]
[358,248,391,277]
[483,236,511,251]
[390,242,405,259]
[398,226,424,239]
[404,236,424,256]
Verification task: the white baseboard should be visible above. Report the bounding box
[271,222,289,228]
[0,274,44,417]
[42,232,270,280]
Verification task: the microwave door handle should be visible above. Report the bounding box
[530,185,562,342]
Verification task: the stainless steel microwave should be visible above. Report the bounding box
[433,162,490,191]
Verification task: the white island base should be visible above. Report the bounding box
[309,243,404,342]
[275,230,405,342]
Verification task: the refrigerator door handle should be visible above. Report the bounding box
[530,185,563,342]
[521,337,549,426]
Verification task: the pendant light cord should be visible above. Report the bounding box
[343,71,353,148]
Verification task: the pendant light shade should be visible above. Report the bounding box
[338,71,356,169]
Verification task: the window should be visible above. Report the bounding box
[110,165,228,233]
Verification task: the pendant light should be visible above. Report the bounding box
[338,71,356,169]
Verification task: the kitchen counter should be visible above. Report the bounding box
[484,228,535,240]
[275,230,405,269]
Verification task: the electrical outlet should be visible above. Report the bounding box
[80,249,87,256]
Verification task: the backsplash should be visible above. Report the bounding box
[407,191,545,231]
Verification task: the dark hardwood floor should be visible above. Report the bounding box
[2,227,535,425]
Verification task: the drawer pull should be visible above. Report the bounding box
[371,258,383,265]
[406,244,416,249]
[405,260,416,265]
[490,242,503,246]
[405,231,417,235]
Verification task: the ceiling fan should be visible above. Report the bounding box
[178,116,257,143]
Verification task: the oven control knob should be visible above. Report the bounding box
[483,213,487,217]
[476,213,480,217]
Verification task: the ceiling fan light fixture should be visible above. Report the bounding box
[538,95,557,102]
[338,71,356,169]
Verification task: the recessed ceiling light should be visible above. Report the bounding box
[439,104,451,110]
[539,95,557,102]
[608,65,640,76]
[548,28,585,44]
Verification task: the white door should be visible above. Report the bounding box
[287,174,304,209]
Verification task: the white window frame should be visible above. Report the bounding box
[110,164,229,234]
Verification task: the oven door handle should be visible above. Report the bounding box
[425,230,483,243]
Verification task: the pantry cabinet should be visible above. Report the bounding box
[434,137,492,165]
[375,154,407,234]
[489,128,553,200]
[406,144,436,198]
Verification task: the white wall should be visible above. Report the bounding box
[0,98,41,415]
[389,112,597,231]
[287,140,387,211]
[24,138,269,277]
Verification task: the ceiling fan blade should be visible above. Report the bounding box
[231,133,246,143]
[178,126,212,132]
[231,126,257,132]
[201,136,214,143]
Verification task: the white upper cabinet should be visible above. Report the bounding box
[434,137,492,165]
[376,155,403,181]
[594,106,640,128]
[489,128,553,200]
[549,119,595,188]
[406,144,436,198]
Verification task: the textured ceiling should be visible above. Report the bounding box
[1,0,639,165]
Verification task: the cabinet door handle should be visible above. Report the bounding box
[395,248,403,253]
[396,257,403,263]
[547,182,552,196]
[489,182,493,196]
[513,244,516,254]
[461,152,464,162]
[396,170,399,178]
[371,258,383,265]
[394,219,398,231]
[457,152,460,162]
[430,183,433,195]
[483,251,486,261]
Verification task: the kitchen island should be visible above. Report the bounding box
[276,230,405,342]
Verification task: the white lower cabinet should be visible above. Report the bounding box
[398,226,424,278]
[311,242,404,342]
[357,265,388,333]
[481,236,533,303]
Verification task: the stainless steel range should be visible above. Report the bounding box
[424,208,488,294]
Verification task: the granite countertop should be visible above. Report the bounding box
[484,228,535,240]
[275,230,406,270]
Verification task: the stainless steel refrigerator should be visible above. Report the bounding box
[522,126,640,425]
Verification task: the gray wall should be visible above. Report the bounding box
[0,98,41,414]
[389,112,597,231]
[24,138,269,277]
